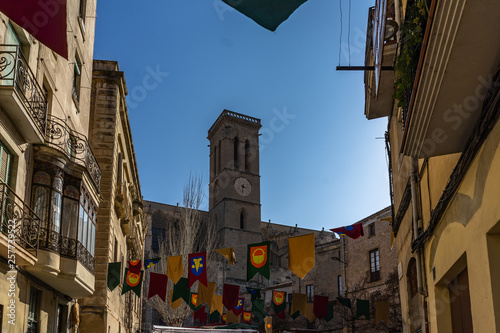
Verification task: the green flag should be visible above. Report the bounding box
[252,299,266,325]
[355,299,370,320]
[209,310,221,323]
[121,268,143,297]
[107,262,121,291]
[337,297,352,309]
[324,303,334,322]
[290,305,300,320]
[246,287,262,301]
[172,277,190,304]
[247,241,270,281]
[272,291,287,314]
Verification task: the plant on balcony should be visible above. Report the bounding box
[393,0,429,119]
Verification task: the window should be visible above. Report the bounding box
[56,304,66,333]
[306,284,314,303]
[73,54,82,104]
[244,140,250,172]
[408,258,418,299]
[27,288,40,333]
[213,146,217,176]
[114,237,118,263]
[0,141,13,185]
[233,137,239,169]
[78,0,86,21]
[239,210,245,229]
[217,141,221,173]
[338,275,342,296]
[368,223,376,236]
[369,249,380,281]
[77,186,96,255]
[31,170,63,232]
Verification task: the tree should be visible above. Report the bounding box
[143,173,219,326]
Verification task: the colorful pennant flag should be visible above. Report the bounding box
[170,290,182,309]
[0,0,68,58]
[291,293,307,315]
[375,301,390,324]
[272,291,287,314]
[215,247,236,265]
[172,277,190,304]
[198,281,216,306]
[304,303,316,322]
[121,268,143,297]
[145,257,161,269]
[194,306,207,325]
[190,293,200,311]
[246,287,262,301]
[188,252,208,288]
[288,233,315,279]
[128,260,142,274]
[147,272,168,302]
[211,294,223,315]
[276,310,285,320]
[355,299,370,320]
[222,314,227,323]
[223,284,240,310]
[209,310,221,323]
[324,302,334,322]
[107,262,121,291]
[233,298,245,316]
[337,297,352,309]
[226,310,240,324]
[242,311,252,322]
[330,223,364,239]
[313,295,329,319]
[167,255,184,284]
[247,241,270,281]
[252,299,266,324]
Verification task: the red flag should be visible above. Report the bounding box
[276,310,285,320]
[223,284,240,310]
[129,260,142,274]
[194,306,207,325]
[233,298,245,316]
[188,252,208,288]
[148,273,168,302]
[0,0,68,58]
[313,295,329,319]
[330,223,364,239]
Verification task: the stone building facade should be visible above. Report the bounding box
[0,1,100,331]
[363,0,500,332]
[79,60,146,333]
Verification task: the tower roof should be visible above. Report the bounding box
[208,109,261,139]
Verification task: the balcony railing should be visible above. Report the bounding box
[0,45,47,138]
[44,115,101,191]
[0,180,40,256]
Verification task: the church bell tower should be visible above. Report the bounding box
[208,110,262,281]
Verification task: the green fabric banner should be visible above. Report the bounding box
[272,291,287,314]
[107,262,121,291]
[324,302,334,322]
[355,299,370,320]
[172,277,190,304]
[247,241,270,281]
[121,268,143,297]
[337,297,352,309]
[251,299,266,325]
[209,310,221,323]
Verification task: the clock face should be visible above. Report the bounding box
[234,177,251,196]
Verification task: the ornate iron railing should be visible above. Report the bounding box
[0,45,47,136]
[76,241,95,273]
[44,115,101,191]
[0,180,40,256]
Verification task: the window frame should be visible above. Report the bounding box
[306,284,314,303]
[369,248,381,281]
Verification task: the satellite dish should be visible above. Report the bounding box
[384,19,399,41]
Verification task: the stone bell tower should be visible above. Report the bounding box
[208,110,262,283]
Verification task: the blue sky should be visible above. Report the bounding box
[93,0,390,231]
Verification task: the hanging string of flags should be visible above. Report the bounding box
[108,225,376,324]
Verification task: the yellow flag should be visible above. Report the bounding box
[288,233,315,279]
[291,293,307,315]
[304,303,316,322]
[170,290,182,309]
[215,247,236,265]
[198,281,216,306]
[211,294,223,314]
[167,255,183,284]
[375,301,390,324]
[226,310,240,324]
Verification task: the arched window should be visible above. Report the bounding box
[245,140,250,172]
[234,137,239,170]
[240,210,245,229]
[408,258,418,299]
[213,146,217,176]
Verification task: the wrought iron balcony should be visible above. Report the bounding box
[0,45,47,143]
[0,180,40,259]
[44,115,101,191]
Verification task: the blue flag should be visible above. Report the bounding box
[145,258,161,269]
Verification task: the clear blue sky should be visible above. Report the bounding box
[93,0,390,231]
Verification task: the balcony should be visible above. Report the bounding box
[0,180,40,266]
[0,45,47,143]
[44,115,101,191]
[399,0,500,157]
[364,2,398,120]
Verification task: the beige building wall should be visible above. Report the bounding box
[79,60,146,333]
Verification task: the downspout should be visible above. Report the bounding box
[410,156,427,332]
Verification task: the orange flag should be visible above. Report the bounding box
[304,303,316,322]
[291,293,307,315]
[211,294,223,314]
[198,282,216,306]
[226,310,240,324]
[215,247,236,265]
[288,233,315,279]
[170,290,182,309]
[167,255,183,284]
